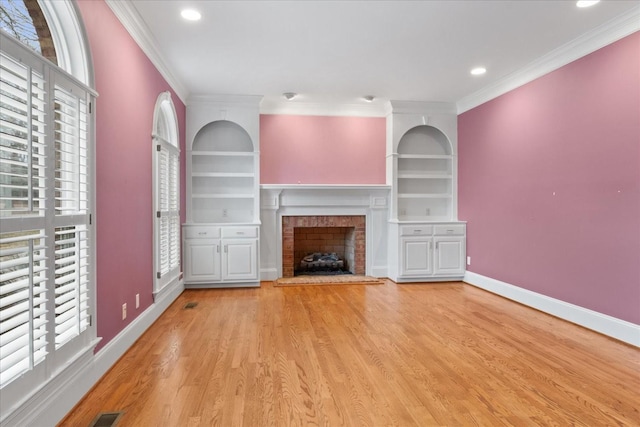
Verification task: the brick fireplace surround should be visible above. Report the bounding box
[282,215,366,277]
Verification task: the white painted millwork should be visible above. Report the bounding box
[183,225,259,287]
[259,185,390,281]
[391,222,466,282]
[464,272,640,347]
[387,101,466,282]
[184,95,261,288]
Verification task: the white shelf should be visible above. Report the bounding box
[397,154,451,159]
[192,172,254,178]
[192,194,254,199]
[398,216,452,222]
[398,193,452,199]
[398,173,452,179]
[192,151,254,157]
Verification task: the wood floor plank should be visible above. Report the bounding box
[59,281,640,426]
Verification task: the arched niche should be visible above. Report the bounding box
[397,125,452,156]
[192,120,253,152]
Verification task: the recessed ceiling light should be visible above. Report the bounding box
[470,67,487,76]
[576,0,600,7]
[283,92,297,100]
[181,9,201,21]
[363,95,375,102]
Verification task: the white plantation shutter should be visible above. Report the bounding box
[54,83,89,216]
[0,32,95,391]
[54,225,89,347]
[155,137,180,287]
[0,51,47,217]
[52,76,91,349]
[0,231,48,387]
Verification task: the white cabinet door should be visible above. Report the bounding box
[185,239,221,281]
[223,239,258,281]
[433,236,465,276]
[400,237,433,276]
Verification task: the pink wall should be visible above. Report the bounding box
[459,33,640,324]
[77,0,187,350]
[260,115,386,184]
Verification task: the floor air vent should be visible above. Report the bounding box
[89,412,123,427]
[184,302,198,309]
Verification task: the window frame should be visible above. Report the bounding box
[0,1,97,417]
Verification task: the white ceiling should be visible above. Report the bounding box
[120,0,640,113]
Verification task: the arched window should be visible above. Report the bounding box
[0,0,57,63]
[152,92,181,296]
[0,0,96,417]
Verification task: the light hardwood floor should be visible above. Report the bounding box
[60,281,640,426]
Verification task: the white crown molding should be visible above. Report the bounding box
[260,96,389,117]
[188,93,263,108]
[387,100,458,115]
[457,6,640,114]
[464,271,640,347]
[105,0,189,103]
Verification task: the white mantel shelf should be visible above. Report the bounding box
[260,184,391,190]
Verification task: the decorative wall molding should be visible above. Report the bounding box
[457,6,640,113]
[464,271,640,347]
[105,0,189,102]
[1,280,184,426]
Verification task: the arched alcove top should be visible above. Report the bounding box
[397,125,452,156]
[192,120,254,152]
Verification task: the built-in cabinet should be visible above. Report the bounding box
[183,95,261,288]
[183,225,258,286]
[387,101,466,282]
[397,223,465,279]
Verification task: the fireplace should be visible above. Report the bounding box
[282,215,365,277]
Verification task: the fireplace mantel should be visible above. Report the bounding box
[259,185,391,280]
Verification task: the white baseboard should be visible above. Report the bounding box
[464,271,640,347]
[1,279,184,427]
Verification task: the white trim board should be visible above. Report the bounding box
[464,271,640,347]
[1,279,184,427]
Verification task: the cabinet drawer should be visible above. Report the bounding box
[221,226,258,238]
[400,225,433,236]
[433,224,465,236]
[184,226,221,239]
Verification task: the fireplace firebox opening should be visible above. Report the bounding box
[282,216,365,278]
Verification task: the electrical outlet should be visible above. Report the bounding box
[122,303,127,320]
[467,256,471,266]
[426,208,431,216]
[135,294,140,309]
[222,209,228,218]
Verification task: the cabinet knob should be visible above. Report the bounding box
[236,231,245,235]
[414,229,422,233]
[198,232,207,236]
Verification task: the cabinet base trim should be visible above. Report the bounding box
[464,271,640,347]
[185,281,260,289]
[393,276,464,283]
